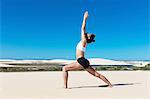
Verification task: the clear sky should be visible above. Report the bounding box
[1,0,149,60]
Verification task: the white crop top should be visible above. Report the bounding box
[76,41,86,52]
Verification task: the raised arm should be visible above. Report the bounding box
[81,11,88,41]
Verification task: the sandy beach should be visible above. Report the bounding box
[0,71,150,99]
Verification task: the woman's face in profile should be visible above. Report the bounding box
[87,33,95,39]
[87,34,92,39]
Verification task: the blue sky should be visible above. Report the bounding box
[1,0,149,60]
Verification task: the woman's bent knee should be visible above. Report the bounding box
[63,66,68,72]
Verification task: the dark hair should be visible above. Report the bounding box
[85,33,95,43]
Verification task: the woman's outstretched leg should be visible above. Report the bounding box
[86,67,113,87]
[62,62,83,88]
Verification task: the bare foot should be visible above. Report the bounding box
[108,84,113,88]
[63,86,68,89]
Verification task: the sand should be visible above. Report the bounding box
[0,71,150,99]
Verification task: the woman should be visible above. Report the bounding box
[63,11,112,89]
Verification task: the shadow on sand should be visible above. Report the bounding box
[69,83,141,89]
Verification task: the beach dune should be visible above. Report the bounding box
[0,71,150,99]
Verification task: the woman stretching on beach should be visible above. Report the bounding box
[63,11,112,89]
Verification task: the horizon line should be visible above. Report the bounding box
[0,58,150,61]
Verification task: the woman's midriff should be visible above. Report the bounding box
[76,50,84,59]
